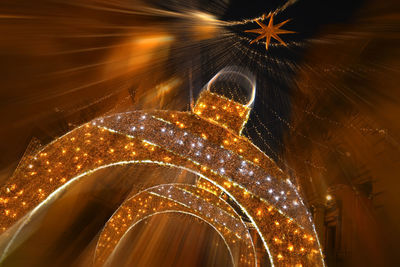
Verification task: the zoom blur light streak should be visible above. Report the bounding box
[0,78,325,266]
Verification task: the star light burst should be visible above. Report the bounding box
[245,14,295,50]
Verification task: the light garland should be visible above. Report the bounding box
[0,89,324,266]
[95,183,256,267]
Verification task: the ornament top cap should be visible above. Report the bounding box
[193,67,256,135]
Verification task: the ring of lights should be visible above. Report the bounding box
[0,89,324,266]
[206,66,256,107]
[95,183,256,267]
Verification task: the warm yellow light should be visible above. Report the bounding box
[223,181,231,188]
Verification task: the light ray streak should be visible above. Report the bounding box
[104,211,236,267]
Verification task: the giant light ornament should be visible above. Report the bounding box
[0,67,324,266]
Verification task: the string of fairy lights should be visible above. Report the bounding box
[204,33,386,177]
[220,0,300,26]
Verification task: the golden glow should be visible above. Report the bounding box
[191,14,220,40]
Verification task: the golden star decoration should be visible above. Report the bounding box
[245,14,295,50]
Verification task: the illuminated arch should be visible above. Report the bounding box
[0,90,324,266]
[95,183,256,267]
